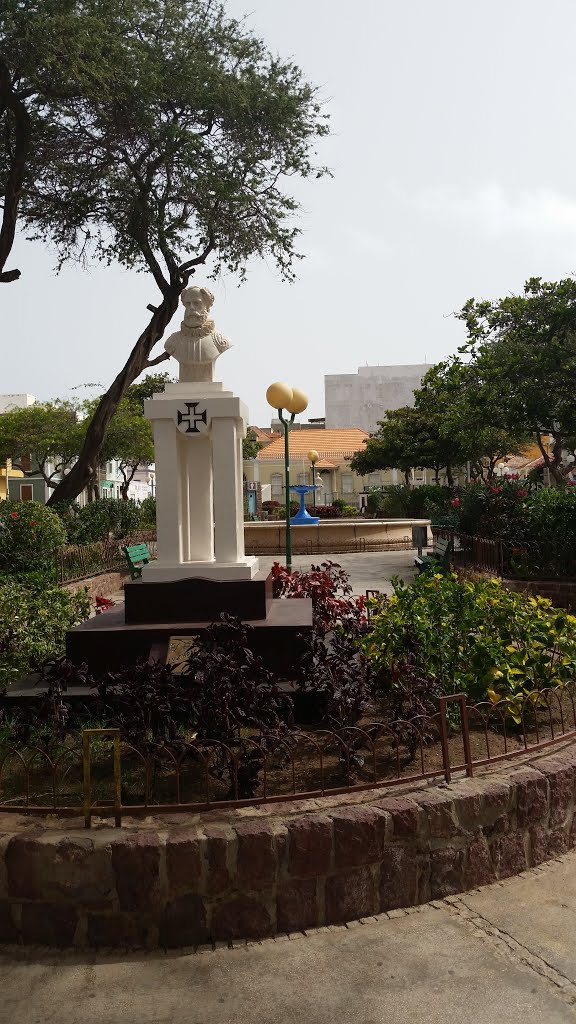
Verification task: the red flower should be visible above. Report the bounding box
[568,480,576,487]
[451,498,460,507]
[488,486,502,495]
[516,490,528,498]
[9,512,18,519]
[30,520,36,525]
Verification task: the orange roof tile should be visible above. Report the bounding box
[257,428,369,461]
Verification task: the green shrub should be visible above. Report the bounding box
[0,501,67,572]
[64,499,142,544]
[342,504,359,517]
[366,485,454,520]
[361,572,576,706]
[139,495,156,527]
[0,576,90,687]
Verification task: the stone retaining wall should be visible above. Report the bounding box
[63,572,126,600]
[502,577,576,610]
[1,745,576,948]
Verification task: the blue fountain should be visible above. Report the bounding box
[289,484,319,525]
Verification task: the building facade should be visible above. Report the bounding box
[325,364,432,434]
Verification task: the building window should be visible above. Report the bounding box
[342,473,354,494]
[368,472,380,488]
[297,472,309,485]
[271,473,283,497]
[20,484,33,501]
[19,455,31,473]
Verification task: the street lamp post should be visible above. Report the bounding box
[307,449,319,509]
[266,382,309,573]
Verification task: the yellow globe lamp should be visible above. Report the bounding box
[307,449,319,464]
[285,387,309,415]
[266,381,293,410]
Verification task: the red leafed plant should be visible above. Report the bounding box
[95,595,115,615]
[271,560,368,636]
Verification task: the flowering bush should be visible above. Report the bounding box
[0,501,67,572]
[0,576,90,688]
[361,572,576,706]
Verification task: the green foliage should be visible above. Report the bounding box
[0,576,90,688]
[139,495,156,528]
[0,401,85,487]
[362,573,576,705]
[0,500,66,571]
[456,277,576,483]
[366,484,454,519]
[12,0,329,283]
[64,499,142,544]
[242,429,264,461]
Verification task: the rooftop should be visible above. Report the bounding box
[257,427,369,461]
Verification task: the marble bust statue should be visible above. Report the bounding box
[164,286,232,382]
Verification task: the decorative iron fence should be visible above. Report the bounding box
[433,527,576,581]
[55,531,157,584]
[1,684,575,826]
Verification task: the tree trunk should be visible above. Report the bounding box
[47,286,180,506]
[403,469,411,486]
[535,429,565,486]
[445,463,454,487]
[434,467,440,485]
[0,62,31,284]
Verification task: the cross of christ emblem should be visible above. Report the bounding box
[176,402,208,433]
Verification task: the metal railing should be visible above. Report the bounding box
[433,528,576,580]
[55,531,157,584]
[1,683,575,826]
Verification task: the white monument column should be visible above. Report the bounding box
[139,285,259,585]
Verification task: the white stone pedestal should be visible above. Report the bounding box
[141,382,259,583]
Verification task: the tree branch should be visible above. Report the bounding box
[144,351,171,368]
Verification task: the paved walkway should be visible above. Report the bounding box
[3,854,576,1022]
[258,549,418,596]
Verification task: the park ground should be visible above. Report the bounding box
[2,852,576,1022]
[258,549,418,596]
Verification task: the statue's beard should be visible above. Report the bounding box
[182,310,215,335]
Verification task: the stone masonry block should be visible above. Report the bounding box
[325,866,377,924]
[412,790,461,838]
[373,797,424,838]
[511,768,549,827]
[491,832,527,878]
[234,821,277,889]
[286,815,333,878]
[331,806,390,868]
[6,835,114,907]
[203,826,232,895]
[463,836,495,889]
[210,894,272,941]
[533,757,575,826]
[159,893,208,948]
[379,845,418,911]
[166,832,202,893]
[86,912,148,949]
[430,846,465,899]
[276,879,319,932]
[111,834,160,912]
[20,901,78,947]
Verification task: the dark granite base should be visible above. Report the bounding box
[124,570,273,624]
[65,598,313,676]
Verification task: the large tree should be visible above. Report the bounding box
[456,277,576,484]
[0,0,127,283]
[2,1,328,504]
[416,360,529,482]
[349,406,465,485]
[0,400,85,488]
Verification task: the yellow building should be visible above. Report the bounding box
[0,460,23,501]
[245,427,401,508]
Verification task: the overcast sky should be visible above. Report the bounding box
[3,0,576,424]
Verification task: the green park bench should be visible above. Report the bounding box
[122,542,153,580]
[414,536,453,575]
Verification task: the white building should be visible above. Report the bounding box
[325,364,432,434]
[0,393,36,413]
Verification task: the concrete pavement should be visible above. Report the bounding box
[2,853,576,1023]
[258,549,418,596]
